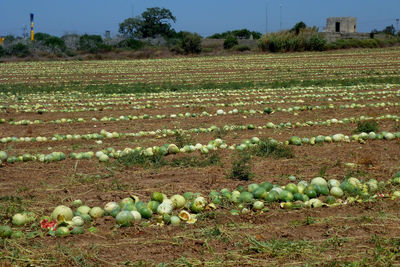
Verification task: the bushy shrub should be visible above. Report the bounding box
[62,34,80,50]
[10,43,30,57]
[179,32,202,54]
[325,38,400,50]
[79,34,111,53]
[223,35,238,49]
[228,152,253,181]
[290,21,307,35]
[34,32,52,41]
[354,120,379,134]
[0,46,5,57]
[251,139,294,159]
[118,38,145,50]
[43,36,66,52]
[170,32,202,54]
[258,31,296,52]
[208,29,262,40]
[305,34,327,51]
[259,30,326,52]
[234,45,251,52]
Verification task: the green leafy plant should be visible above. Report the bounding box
[251,139,294,159]
[228,151,253,181]
[224,35,238,49]
[354,120,379,133]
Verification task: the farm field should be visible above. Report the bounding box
[0,47,400,266]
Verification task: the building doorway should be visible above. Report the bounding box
[335,22,340,32]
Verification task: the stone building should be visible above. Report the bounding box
[323,17,357,33]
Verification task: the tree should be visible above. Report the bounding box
[11,43,30,57]
[224,35,238,49]
[178,32,202,54]
[0,46,5,57]
[119,7,176,38]
[79,34,104,53]
[35,32,52,41]
[291,21,307,35]
[382,25,395,36]
[117,38,145,50]
[118,17,143,38]
[207,29,262,40]
[43,36,66,52]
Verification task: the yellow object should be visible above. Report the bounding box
[0,37,4,45]
[30,31,34,42]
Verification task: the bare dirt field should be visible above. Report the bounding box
[0,48,400,266]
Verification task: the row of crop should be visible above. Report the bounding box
[2,172,400,239]
[1,83,398,113]
[1,129,399,165]
[1,50,399,86]
[3,172,400,239]
[2,84,397,109]
[3,95,398,125]
[1,111,398,146]
[2,95,398,125]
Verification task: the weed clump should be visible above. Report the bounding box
[354,120,379,134]
[251,139,294,159]
[228,152,253,181]
[116,150,166,169]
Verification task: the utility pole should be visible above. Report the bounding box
[280,4,283,31]
[397,18,399,35]
[22,25,28,39]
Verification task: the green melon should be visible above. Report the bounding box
[285,183,298,194]
[138,207,153,219]
[260,182,273,192]
[253,187,267,199]
[279,190,294,202]
[239,192,254,203]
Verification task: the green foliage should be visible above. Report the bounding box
[172,32,202,54]
[223,35,238,49]
[305,34,327,51]
[10,43,30,57]
[116,150,166,169]
[259,29,326,53]
[34,32,52,41]
[248,236,316,257]
[117,38,145,50]
[290,21,307,35]
[326,38,400,50]
[259,22,326,52]
[208,29,262,40]
[251,139,294,159]
[118,17,143,38]
[3,76,400,96]
[0,46,5,57]
[43,36,66,52]
[258,31,297,52]
[79,34,110,53]
[4,35,15,44]
[234,45,251,52]
[382,25,396,36]
[119,7,176,38]
[354,120,379,134]
[172,130,193,148]
[228,152,253,181]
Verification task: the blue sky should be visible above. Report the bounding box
[1,0,399,37]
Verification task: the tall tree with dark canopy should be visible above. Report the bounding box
[119,7,176,38]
